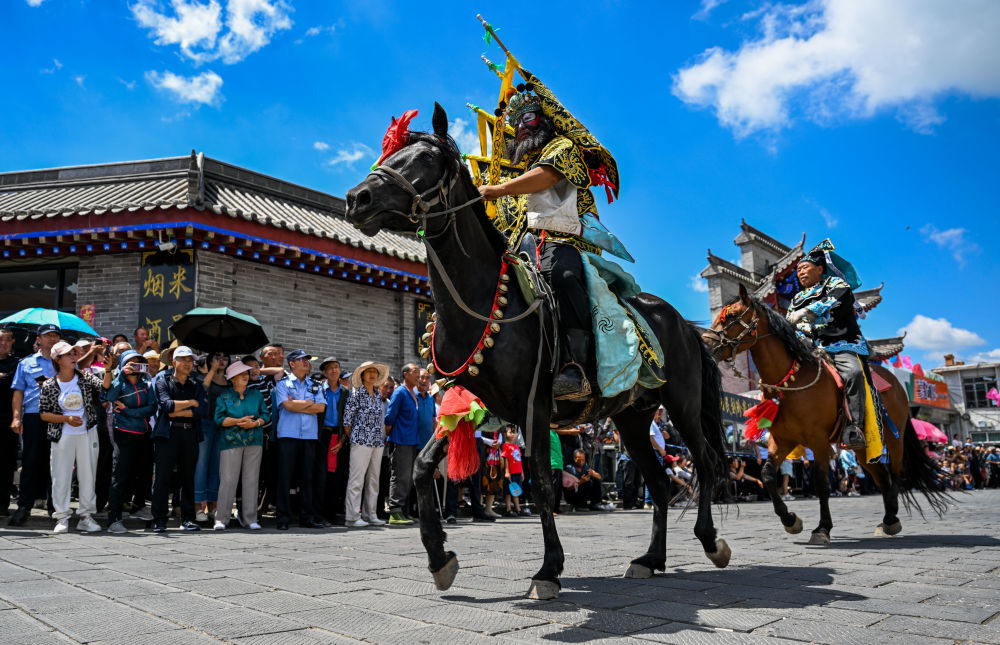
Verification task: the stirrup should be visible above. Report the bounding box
[840,426,865,449]
[553,362,592,402]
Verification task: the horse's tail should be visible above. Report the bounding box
[898,417,951,517]
[698,342,729,485]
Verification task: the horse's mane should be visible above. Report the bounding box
[722,295,817,365]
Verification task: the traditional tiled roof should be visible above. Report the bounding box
[701,251,755,283]
[869,335,905,361]
[855,283,884,313]
[752,233,807,299]
[734,219,791,256]
[0,152,425,263]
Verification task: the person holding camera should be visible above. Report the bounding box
[104,350,158,532]
[39,341,104,533]
[563,449,613,512]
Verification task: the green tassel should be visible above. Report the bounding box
[370,161,378,171]
[487,61,502,74]
[482,23,493,45]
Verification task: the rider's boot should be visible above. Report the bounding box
[553,329,594,401]
[840,424,866,449]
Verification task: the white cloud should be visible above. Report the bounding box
[119,78,137,90]
[693,0,728,20]
[449,117,482,155]
[326,143,375,168]
[26,0,46,6]
[819,206,838,228]
[146,70,223,105]
[73,75,86,88]
[313,141,330,151]
[898,314,986,352]
[295,20,341,44]
[40,58,62,74]
[673,0,1000,137]
[690,273,709,293]
[131,0,291,65]
[966,348,1000,364]
[920,224,979,266]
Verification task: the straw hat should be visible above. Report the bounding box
[351,361,389,389]
[159,339,179,365]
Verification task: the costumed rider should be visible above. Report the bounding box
[786,240,871,449]
[477,72,620,402]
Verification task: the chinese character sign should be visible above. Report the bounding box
[78,304,96,327]
[911,374,950,409]
[138,249,196,346]
[415,301,434,356]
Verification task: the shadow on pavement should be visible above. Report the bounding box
[818,533,1000,550]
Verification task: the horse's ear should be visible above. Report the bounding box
[432,102,448,139]
[738,283,750,304]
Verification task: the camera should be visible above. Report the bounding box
[132,363,149,374]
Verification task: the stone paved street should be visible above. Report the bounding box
[1,491,998,644]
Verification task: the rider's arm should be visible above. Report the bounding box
[479,166,561,199]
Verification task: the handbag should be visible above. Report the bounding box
[526,179,581,236]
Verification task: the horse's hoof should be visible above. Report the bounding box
[624,563,653,579]
[807,532,831,546]
[431,553,459,591]
[875,521,902,537]
[526,579,560,600]
[706,539,731,568]
[783,514,803,535]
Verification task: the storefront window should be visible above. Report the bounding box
[963,376,998,409]
[0,265,78,318]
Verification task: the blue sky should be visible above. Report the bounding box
[3,0,999,368]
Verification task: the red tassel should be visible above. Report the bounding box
[587,164,617,204]
[446,419,479,481]
[743,399,779,442]
[376,109,418,166]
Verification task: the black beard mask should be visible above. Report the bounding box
[507,116,556,165]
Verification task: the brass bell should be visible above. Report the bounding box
[493,309,504,319]
[431,312,437,321]
[473,352,484,365]
[490,322,501,333]
[421,332,432,343]
[435,378,447,389]
[498,283,509,294]
[426,363,436,374]
[483,337,495,349]
[788,375,796,383]
[468,365,480,376]
[425,322,434,332]
[500,273,510,283]
[497,296,508,307]
[419,347,430,359]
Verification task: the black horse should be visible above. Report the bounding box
[345,103,730,599]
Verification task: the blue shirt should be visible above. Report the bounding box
[322,381,343,428]
[384,385,419,446]
[11,353,55,414]
[415,389,436,447]
[273,374,324,440]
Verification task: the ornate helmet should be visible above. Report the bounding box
[506,90,541,123]
[798,239,862,290]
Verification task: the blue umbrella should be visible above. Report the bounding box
[0,307,99,336]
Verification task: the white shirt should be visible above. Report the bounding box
[57,376,87,436]
[649,422,666,450]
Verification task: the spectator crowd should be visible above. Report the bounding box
[1,324,996,535]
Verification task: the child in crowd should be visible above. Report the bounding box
[501,425,528,516]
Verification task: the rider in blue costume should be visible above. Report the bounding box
[786,241,869,449]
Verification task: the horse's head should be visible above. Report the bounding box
[345,103,463,237]
[702,283,765,362]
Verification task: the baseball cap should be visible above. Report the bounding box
[51,341,75,358]
[172,346,195,359]
[286,349,318,363]
[74,339,93,349]
[319,356,341,371]
[37,323,61,336]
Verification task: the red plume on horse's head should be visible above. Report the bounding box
[376,109,418,167]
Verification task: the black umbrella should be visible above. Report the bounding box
[168,307,269,355]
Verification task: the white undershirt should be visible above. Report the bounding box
[57,376,87,436]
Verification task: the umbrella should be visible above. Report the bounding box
[0,307,99,336]
[168,307,269,355]
[911,419,948,443]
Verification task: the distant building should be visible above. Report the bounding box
[0,152,431,371]
[933,356,1000,443]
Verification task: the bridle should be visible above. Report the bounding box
[705,303,762,363]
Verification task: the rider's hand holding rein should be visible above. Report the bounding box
[477,166,561,200]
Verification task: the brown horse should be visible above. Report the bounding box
[702,284,946,544]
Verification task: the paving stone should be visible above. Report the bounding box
[368,624,500,645]
[334,589,441,614]
[827,597,996,623]
[0,579,80,600]
[233,628,365,644]
[221,590,335,614]
[171,577,272,596]
[496,623,653,643]
[170,608,306,639]
[635,622,803,644]
[77,579,185,598]
[91,629,226,645]
[874,614,1000,642]
[624,601,781,633]
[396,603,548,635]
[37,607,182,643]
[751,618,942,645]
[286,606,425,640]
[0,609,56,634]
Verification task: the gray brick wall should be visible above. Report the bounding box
[76,253,142,338]
[194,250,423,374]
